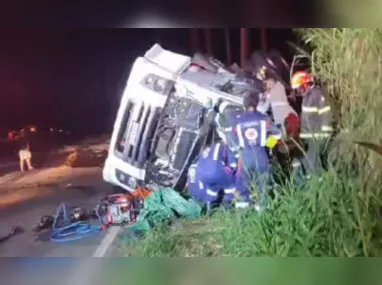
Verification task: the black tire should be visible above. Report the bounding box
[112,186,126,194]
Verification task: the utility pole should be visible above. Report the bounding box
[261,28,267,51]
[203,28,213,55]
[224,28,232,65]
[240,28,249,68]
[189,28,200,53]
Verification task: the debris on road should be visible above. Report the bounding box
[0,226,24,244]
[64,149,107,168]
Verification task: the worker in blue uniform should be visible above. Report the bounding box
[217,92,282,210]
[186,142,237,212]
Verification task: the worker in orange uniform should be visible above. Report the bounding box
[290,71,333,177]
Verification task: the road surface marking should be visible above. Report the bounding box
[0,172,20,184]
[65,226,121,285]
[13,166,69,186]
[92,226,120,257]
[12,172,38,185]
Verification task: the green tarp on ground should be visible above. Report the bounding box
[127,188,202,234]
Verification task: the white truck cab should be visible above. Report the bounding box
[103,44,263,192]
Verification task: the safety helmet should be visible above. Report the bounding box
[290,71,312,89]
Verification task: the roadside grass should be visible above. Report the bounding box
[119,168,382,257]
[119,29,382,257]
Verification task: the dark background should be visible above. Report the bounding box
[0,28,297,137]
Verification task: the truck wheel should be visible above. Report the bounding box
[112,186,125,194]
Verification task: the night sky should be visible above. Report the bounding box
[0,28,296,136]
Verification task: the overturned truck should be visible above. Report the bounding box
[103,44,292,193]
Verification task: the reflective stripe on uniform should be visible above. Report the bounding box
[321,125,333,132]
[302,106,318,113]
[235,202,250,208]
[206,109,214,117]
[224,187,236,194]
[291,159,301,168]
[260,120,266,146]
[236,124,245,148]
[212,143,221,161]
[218,101,232,114]
[318,105,331,114]
[188,166,197,183]
[206,189,218,197]
[272,101,288,106]
[300,133,331,138]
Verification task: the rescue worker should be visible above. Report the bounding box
[186,142,237,212]
[257,69,300,138]
[18,141,34,172]
[258,70,302,183]
[290,71,333,177]
[215,92,282,211]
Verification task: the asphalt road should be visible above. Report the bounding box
[0,136,126,285]
[0,168,113,257]
[0,139,117,257]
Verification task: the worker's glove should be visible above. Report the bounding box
[266,136,279,149]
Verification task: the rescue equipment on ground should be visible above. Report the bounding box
[33,187,153,243]
[49,204,102,243]
[33,206,95,233]
[96,187,152,227]
[126,188,202,234]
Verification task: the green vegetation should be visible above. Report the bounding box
[119,29,382,257]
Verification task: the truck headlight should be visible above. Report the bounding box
[128,177,137,188]
[141,74,173,95]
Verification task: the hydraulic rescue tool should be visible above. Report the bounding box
[96,186,152,227]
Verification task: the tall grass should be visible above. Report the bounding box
[295,28,382,171]
[118,29,382,257]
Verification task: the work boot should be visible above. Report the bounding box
[205,202,214,215]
